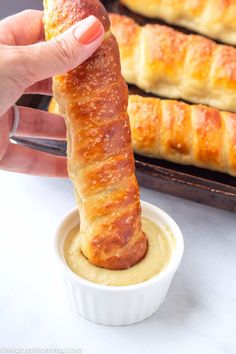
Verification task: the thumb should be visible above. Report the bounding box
[18,15,104,85]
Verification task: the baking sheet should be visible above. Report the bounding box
[14,0,236,213]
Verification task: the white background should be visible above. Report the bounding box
[0,1,236,354]
[0,171,235,354]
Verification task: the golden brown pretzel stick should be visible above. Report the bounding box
[110,13,236,112]
[44,0,147,270]
[49,94,236,177]
[128,95,236,177]
[120,0,236,45]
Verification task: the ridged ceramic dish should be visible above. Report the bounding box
[55,201,184,326]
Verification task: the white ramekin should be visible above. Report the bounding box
[55,201,184,326]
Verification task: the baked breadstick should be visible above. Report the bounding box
[49,95,236,177]
[129,95,236,177]
[44,0,147,270]
[120,0,236,45]
[110,14,236,112]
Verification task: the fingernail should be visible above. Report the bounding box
[74,16,104,45]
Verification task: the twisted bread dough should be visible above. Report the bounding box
[110,14,236,112]
[120,0,236,45]
[44,0,147,270]
[49,93,236,177]
[128,95,236,177]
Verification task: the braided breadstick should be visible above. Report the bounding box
[110,14,236,112]
[44,0,147,270]
[49,94,236,176]
[129,95,236,177]
[120,0,236,45]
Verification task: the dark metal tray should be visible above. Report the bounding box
[15,0,236,213]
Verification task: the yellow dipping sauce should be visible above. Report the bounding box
[64,217,174,286]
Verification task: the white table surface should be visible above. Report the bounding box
[1,1,236,353]
[0,171,235,354]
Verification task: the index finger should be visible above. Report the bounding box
[0,10,44,45]
[0,143,68,178]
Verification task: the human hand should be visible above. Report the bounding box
[0,10,104,177]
